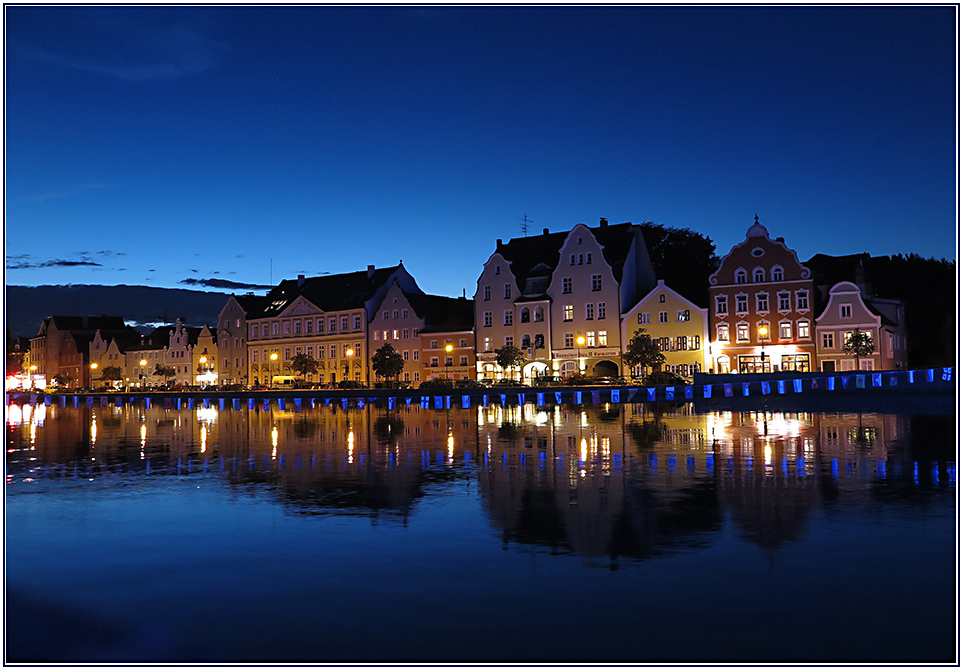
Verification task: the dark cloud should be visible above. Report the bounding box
[180,278,272,290]
[7,258,103,269]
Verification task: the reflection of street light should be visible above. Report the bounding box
[445,343,453,380]
[576,335,585,374]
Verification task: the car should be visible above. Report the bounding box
[492,379,526,387]
[454,379,484,388]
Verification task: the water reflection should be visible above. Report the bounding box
[6,399,955,563]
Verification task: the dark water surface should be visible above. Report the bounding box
[5,399,957,663]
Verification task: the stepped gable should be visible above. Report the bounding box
[407,293,474,333]
[251,265,405,318]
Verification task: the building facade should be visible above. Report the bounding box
[621,279,710,379]
[216,295,267,386]
[814,281,908,371]
[708,218,817,374]
[474,219,657,382]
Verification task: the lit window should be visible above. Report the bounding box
[797,320,810,338]
[564,305,573,322]
[717,324,730,342]
[779,322,792,339]
[598,331,608,346]
[736,324,749,342]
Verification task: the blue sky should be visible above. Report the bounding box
[5,4,957,299]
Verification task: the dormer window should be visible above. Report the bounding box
[753,268,765,282]
[735,269,747,284]
[772,266,784,281]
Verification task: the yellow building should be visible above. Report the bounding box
[621,279,709,380]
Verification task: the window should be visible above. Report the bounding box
[392,330,399,340]
[779,322,792,339]
[564,333,574,348]
[715,295,728,315]
[562,277,572,294]
[445,356,453,366]
[392,310,399,319]
[383,311,389,320]
[402,309,408,318]
[305,320,313,334]
[329,318,337,332]
[250,325,258,339]
[563,305,573,321]
[521,334,531,349]
[586,332,596,347]
[736,324,750,342]
[591,275,602,291]
[504,284,512,299]
[520,308,530,323]
[736,294,748,314]
[569,254,576,266]
[483,312,493,327]
[586,252,592,264]
[772,267,784,281]
[353,315,361,330]
[374,331,380,341]
[430,357,439,367]
[659,294,666,303]
[430,340,438,349]
[822,332,835,349]
[659,311,668,323]
[797,320,810,338]
[272,323,279,336]
[753,268,765,282]
[598,331,608,347]
[778,292,791,311]
[756,293,769,312]
[494,266,500,275]
[413,350,420,360]
[504,336,514,347]
[403,329,409,339]
[318,319,324,333]
[504,311,513,326]
[483,337,491,352]
[735,269,747,284]
[796,290,809,311]
[460,356,468,366]
[413,372,420,382]
[578,253,584,265]
[283,322,290,335]
[294,321,301,335]
[717,324,730,342]
[483,286,491,301]
[597,303,605,319]
[533,306,545,322]
[677,310,689,322]
[638,312,650,324]
[283,347,290,360]
[306,346,313,358]
[840,303,852,318]
[586,303,594,320]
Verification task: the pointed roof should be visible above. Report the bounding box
[249,265,410,318]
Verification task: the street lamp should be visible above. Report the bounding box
[90,362,99,389]
[345,348,354,382]
[758,325,770,372]
[445,343,453,380]
[270,352,278,388]
[139,359,147,389]
[576,335,585,375]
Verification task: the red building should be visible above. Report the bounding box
[708,217,816,373]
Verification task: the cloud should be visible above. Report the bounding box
[7,258,103,269]
[180,278,272,290]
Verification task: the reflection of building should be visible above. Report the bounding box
[814,282,908,372]
[474,219,657,382]
[621,279,709,379]
[708,218,816,374]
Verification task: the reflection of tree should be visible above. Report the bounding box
[627,420,662,451]
[373,415,405,446]
[497,422,518,443]
[292,418,318,440]
[594,406,621,422]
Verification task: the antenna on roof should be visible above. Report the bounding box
[520,214,533,237]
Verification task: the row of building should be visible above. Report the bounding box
[16,217,908,389]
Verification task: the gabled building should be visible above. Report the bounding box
[216,294,269,386]
[814,281,908,371]
[244,264,421,387]
[708,217,816,373]
[621,279,709,380]
[28,316,131,388]
[89,326,143,387]
[474,219,657,382]
[124,325,171,387]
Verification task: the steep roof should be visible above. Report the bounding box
[250,265,407,318]
[48,315,128,332]
[407,294,475,333]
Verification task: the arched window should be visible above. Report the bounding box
[771,266,784,281]
[533,306,544,322]
[753,268,765,282]
[735,269,747,284]
[520,308,531,323]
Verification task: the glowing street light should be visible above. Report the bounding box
[576,335,585,374]
[445,343,453,380]
[344,348,354,382]
[758,325,770,372]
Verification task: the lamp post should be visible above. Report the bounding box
[758,325,770,373]
[576,335,585,375]
[90,362,98,389]
[270,352,278,388]
[345,348,354,383]
[139,359,147,389]
[445,343,453,380]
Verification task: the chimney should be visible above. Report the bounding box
[543,227,549,236]
[297,274,305,287]
[367,264,375,278]
[496,238,503,249]
[599,217,608,227]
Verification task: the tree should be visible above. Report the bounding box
[291,353,319,380]
[154,364,176,386]
[639,222,719,307]
[101,366,123,386]
[494,345,525,380]
[371,344,405,381]
[842,331,875,370]
[52,372,74,387]
[622,329,665,379]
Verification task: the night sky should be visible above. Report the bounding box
[5,5,957,299]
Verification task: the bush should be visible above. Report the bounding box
[336,380,365,389]
[646,370,687,386]
[419,378,454,390]
[564,373,592,386]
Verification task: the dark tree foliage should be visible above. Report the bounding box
[371,343,405,380]
[494,345,525,376]
[101,365,123,382]
[639,222,720,308]
[291,353,319,379]
[622,329,666,376]
[864,254,956,368]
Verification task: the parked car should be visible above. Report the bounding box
[454,379,484,388]
[492,379,526,387]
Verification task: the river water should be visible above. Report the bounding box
[4,398,957,663]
